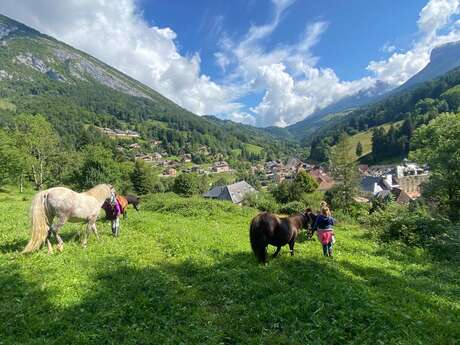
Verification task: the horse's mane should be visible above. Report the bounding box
[84,184,110,199]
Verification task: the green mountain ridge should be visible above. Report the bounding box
[286,40,460,146]
[0,14,295,160]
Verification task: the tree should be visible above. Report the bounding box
[293,171,318,193]
[271,171,318,204]
[355,141,363,157]
[0,129,25,189]
[329,134,359,211]
[131,160,157,195]
[73,144,121,190]
[410,113,460,221]
[13,114,59,190]
[173,173,203,196]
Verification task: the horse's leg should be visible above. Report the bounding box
[289,239,295,256]
[272,246,281,258]
[53,216,67,252]
[46,227,54,255]
[91,220,99,240]
[82,222,90,248]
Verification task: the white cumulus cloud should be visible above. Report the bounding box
[2,0,460,127]
[367,0,460,86]
[0,0,239,116]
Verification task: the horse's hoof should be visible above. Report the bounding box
[56,244,64,252]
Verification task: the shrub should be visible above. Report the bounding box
[142,193,253,218]
[244,191,279,213]
[363,202,454,248]
[173,173,208,196]
[278,201,305,215]
[300,191,325,210]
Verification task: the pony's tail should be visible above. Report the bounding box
[250,215,268,264]
[22,191,49,254]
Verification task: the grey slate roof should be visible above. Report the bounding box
[360,176,383,193]
[203,181,256,204]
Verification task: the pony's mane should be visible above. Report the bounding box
[84,184,110,199]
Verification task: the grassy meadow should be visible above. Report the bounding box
[0,189,459,345]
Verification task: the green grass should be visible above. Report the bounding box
[0,190,459,345]
[244,144,263,154]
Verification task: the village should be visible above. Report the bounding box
[118,135,428,205]
[93,126,430,205]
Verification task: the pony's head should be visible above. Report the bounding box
[301,208,315,230]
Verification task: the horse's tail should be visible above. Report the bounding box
[250,213,273,263]
[22,191,50,254]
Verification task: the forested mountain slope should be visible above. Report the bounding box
[309,66,460,162]
[288,40,460,148]
[0,14,295,159]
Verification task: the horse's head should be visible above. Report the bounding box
[301,208,315,230]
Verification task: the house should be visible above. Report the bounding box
[367,164,396,177]
[128,143,141,150]
[361,172,413,204]
[197,146,209,155]
[309,168,335,191]
[96,126,140,138]
[358,164,369,175]
[135,154,155,163]
[213,161,231,173]
[164,168,177,177]
[374,188,412,204]
[181,154,192,163]
[152,152,163,160]
[203,181,256,204]
[395,162,429,196]
[360,175,397,197]
[286,158,301,171]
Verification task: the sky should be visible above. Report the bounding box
[1,0,460,127]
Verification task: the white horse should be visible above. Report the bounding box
[22,184,116,254]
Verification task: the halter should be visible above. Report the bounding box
[110,190,116,205]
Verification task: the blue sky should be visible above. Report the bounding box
[2,0,460,127]
[141,0,426,81]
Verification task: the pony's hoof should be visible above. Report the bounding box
[56,244,64,253]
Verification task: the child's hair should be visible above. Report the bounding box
[321,206,331,217]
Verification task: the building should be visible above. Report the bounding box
[309,168,335,191]
[164,168,177,177]
[374,188,412,204]
[203,181,256,204]
[128,143,141,150]
[96,127,140,139]
[181,154,192,163]
[213,161,231,173]
[395,162,429,197]
[286,158,301,171]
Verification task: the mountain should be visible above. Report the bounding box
[308,65,460,163]
[286,40,460,144]
[0,14,295,160]
[398,41,460,91]
[286,80,394,141]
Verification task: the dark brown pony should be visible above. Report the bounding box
[117,194,140,219]
[249,211,313,263]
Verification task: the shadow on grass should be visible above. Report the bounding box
[1,251,458,345]
[0,239,28,254]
